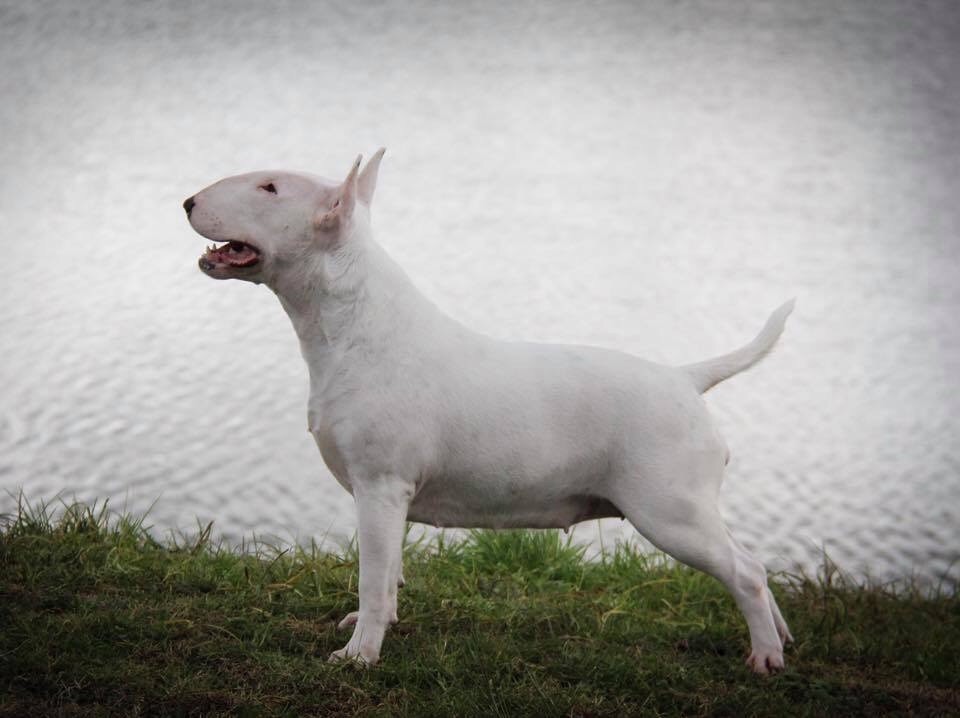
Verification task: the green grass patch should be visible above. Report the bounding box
[1,497,957,717]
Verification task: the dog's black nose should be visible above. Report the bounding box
[183,196,195,216]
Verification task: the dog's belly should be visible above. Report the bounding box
[406,480,623,529]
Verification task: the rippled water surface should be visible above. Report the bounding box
[1,1,958,584]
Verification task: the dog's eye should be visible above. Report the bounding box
[259,183,277,194]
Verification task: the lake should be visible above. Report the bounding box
[1,0,957,586]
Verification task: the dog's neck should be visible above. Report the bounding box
[270,236,442,392]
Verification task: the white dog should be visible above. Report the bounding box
[184,150,794,673]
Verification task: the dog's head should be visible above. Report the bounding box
[183,149,385,288]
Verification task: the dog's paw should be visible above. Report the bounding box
[328,644,379,666]
[337,610,398,630]
[337,611,360,630]
[777,624,795,646]
[746,649,785,675]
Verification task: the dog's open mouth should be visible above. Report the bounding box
[199,240,261,271]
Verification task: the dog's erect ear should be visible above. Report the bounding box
[316,154,362,234]
[357,147,386,206]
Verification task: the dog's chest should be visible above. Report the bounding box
[308,410,353,494]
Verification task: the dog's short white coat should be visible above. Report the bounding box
[185,150,795,674]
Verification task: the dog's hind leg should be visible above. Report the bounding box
[727,528,793,646]
[611,478,786,674]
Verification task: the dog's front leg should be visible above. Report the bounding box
[329,478,411,665]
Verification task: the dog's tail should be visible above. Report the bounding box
[682,299,795,394]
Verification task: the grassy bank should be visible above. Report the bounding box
[1,500,957,717]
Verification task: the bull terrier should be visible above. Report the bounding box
[183,150,794,673]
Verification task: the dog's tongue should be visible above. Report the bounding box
[206,241,259,267]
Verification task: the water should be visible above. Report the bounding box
[1,0,958,585]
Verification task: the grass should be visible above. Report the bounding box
[0,497,957,717]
